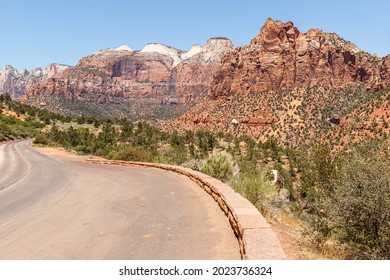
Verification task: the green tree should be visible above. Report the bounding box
[304,140,390,259]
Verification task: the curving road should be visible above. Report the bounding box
[0,140,240,260]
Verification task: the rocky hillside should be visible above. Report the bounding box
[22,38,233,119]
[0,64,69,100]
[169,84,389,147]
[167,18,390,146]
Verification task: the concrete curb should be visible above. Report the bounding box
[86,158,286,260]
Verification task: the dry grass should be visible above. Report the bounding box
[270,213,348,260]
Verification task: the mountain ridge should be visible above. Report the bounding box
[20,38,234,118]
[0,63,69,100]
[208,18,388,100]
[166,18,390,146]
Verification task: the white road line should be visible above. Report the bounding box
[0,140,33,191]
[0,219,15,227]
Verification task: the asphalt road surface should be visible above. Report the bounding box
[0,140,240,260]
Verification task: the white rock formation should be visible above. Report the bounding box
[141,43,183,66]
[115,45,134,52]
[181,44,203,61]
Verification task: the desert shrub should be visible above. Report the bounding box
[180,159,205,171]
[108,146,153,162]
[232,171,277,208]
[33,133,49,145]
[200,151,234,181]
[304,140,390,259]
[329,142,390,259]
[155,144,188,165]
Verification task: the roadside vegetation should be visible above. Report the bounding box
[0,94,46,141]
[1,93,389,260]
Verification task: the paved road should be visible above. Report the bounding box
[0,140,240,260]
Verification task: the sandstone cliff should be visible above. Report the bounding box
[23,38,234,112]
[0,64,69,99]
[172,38,234,103]
[209,18,388,99]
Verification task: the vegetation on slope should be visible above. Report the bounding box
[26,94,194,120]
[170,85,390,150]
[298,141,389,259]
[0,95,45,141]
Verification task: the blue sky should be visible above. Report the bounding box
[1,0,389,70]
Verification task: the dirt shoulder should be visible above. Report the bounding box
[32,144,104,163]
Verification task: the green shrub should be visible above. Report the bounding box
[329,144,390,259]
[232,171,277,208]
[33,133,49,145]
[304,140,390,259]
[200,151,234,181]
[108,146,153,162]
[155,145,188,165]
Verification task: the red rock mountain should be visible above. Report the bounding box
[23,38,233,116]
[209,18,388,99]
[167,19,390,145]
